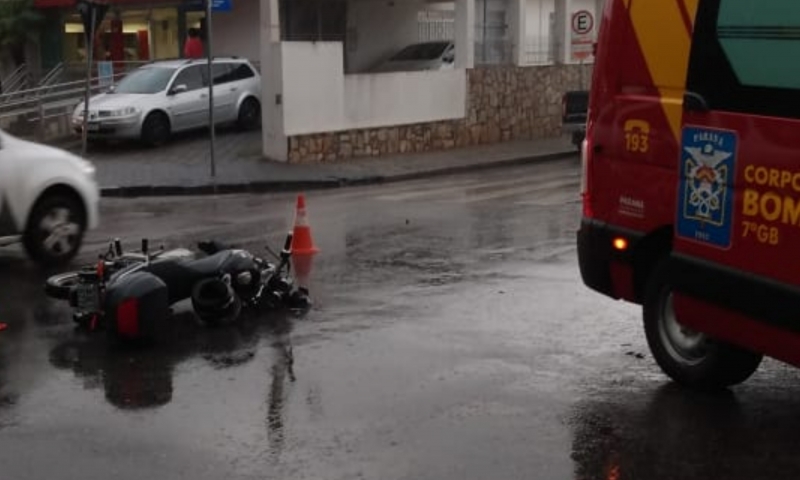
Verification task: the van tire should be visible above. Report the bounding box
[643,258,763,390]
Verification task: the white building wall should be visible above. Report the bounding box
[211,0,261,61]
[281,42,467,136]
[346,0,426,73]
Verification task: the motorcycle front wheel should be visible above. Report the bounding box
[45,272,82,300]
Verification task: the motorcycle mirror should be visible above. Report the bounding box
[114,238,123,256]
[141,238,149,256]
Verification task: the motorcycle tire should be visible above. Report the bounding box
[45,272,81,300]
[191,278,242,327]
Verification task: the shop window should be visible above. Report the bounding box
[280,0,347,42]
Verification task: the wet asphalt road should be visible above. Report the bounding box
[1,157,800,480]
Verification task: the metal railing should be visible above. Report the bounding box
[38,62,65,87]
[0,70,129,113]
[418,10,455,42]
[2,64,31,94]
[475,39,513,65]
[522,37,555,66]
[0,70,130,141]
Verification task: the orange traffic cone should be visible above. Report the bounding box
[292,253,315,289]
[291,194,320,255]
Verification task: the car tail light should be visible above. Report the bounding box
[117,298,139,338]
[581,123,594,218]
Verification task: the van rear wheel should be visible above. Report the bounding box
[643,258,763,390]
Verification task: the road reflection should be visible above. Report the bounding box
[569,382,800,480]
[48,310,301,411]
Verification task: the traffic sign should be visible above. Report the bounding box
[572,10,594,35]
[211,0,231,12]
[570,10,595,62]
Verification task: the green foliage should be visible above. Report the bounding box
[0,0,43,63]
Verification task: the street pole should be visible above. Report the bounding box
[81,6,96,157]
[206,0,217,192]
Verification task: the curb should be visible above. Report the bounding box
[99,149,577,198]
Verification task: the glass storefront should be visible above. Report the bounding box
[62,5,206,63]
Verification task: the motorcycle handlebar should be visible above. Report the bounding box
[283,232,294,253]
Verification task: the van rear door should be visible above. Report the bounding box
[673,0,800,339]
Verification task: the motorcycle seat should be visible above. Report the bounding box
[147,251,236,303]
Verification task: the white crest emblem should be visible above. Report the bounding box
[683,143,732,222]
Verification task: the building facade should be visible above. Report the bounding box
[260,0,605,162]
[34,0,260,74]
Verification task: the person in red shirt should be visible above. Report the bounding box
[183,28,204,59]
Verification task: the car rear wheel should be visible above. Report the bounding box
[23,193,86,267]
[643,258,763,390]
[237,98,261,131]
[141,112,171,147]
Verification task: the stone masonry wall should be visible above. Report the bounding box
[287,64,592,163]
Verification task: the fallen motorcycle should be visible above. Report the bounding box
[44,232,310,342]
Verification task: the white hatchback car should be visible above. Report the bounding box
[73,57,262,146]
[0,130,99,265]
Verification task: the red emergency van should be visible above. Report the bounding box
[579,0,800,389]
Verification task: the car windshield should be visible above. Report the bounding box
[390,42,450,61]
[113,67,176,94]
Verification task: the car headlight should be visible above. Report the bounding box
[111,107,139,117]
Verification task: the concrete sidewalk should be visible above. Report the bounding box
[85,129,578,197]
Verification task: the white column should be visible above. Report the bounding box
[596,0,606,19]
[554,0,567,64]
[509,0,527,65]
[455,0,475,69]
[260,0,288,161]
